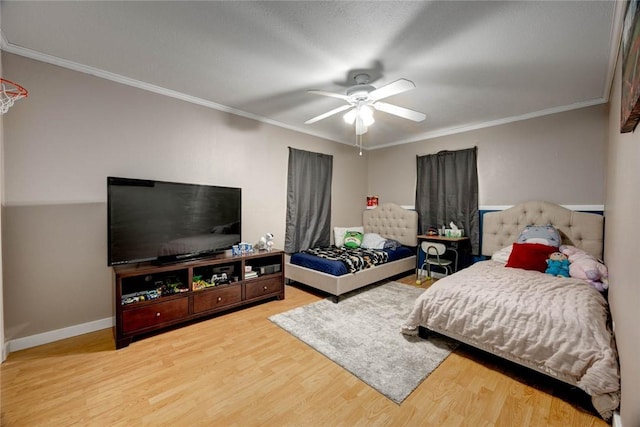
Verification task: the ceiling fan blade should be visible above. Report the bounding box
[308,90,350,101]
[369,78,416,102]
[305,104,352,124]
[373,102,426,122]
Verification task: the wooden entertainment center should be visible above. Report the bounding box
[113,249,284,348]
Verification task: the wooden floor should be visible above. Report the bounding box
[1,274,608,427]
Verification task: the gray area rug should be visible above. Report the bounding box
[269,281,458,403]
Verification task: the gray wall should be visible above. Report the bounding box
[1,53,368,340]
[367,104,607,207]
[605,50,640,427]
[3,203,112,336]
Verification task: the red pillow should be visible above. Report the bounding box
[505,243,557,272]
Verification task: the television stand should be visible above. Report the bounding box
[113,249,284,348]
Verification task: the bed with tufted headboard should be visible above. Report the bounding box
[402,201,620,420]
[285,203,418,301]
[481,200,604,259]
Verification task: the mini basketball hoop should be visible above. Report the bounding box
[0,78,28,115]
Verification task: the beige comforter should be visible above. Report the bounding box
[402,260,620,420]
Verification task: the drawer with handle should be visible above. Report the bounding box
[122,297,189,333]
[245,276,283,300]
[193,284,242,313]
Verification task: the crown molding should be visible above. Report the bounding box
[0,35,613,151]
[370,98,607,150]
[0,37,347,144]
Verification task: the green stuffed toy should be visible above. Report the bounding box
[343,231,364,249]
[545,251,570,278]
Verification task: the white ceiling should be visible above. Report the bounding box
[0,1,625,149]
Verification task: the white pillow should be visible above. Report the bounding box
[491,244,513,264]
[361,233,387,249]
[334,226,364,247]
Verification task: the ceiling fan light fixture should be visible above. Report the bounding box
[344,105,374,127]
[355,117,367,135]
[343,108,357,124]
[359,105,375,126]
[305,74,424,150]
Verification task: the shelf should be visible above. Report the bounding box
[114,249,284,348]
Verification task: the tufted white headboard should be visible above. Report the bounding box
[481,201,604,259]
[363,203,418,247]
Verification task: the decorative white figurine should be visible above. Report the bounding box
[257,233,275,251]
[265,233,274,251]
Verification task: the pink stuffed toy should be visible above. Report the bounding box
[560,245,608,291]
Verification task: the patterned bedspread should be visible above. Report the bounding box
[302,246,389,274]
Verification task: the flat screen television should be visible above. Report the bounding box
[108,177,241,266]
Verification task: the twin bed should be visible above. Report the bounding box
[285,202,418,301]
[286,200,620,420]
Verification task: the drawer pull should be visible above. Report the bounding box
[217,297,222,302]
[263,286,268,290]
[156,312,161,317]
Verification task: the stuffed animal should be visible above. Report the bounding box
[265,233,274,251]
[256,233,274,251]
[545,251,570,278]
[517,225,561,247]
[560,245,608,291]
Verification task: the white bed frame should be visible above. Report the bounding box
[285,203,418,301]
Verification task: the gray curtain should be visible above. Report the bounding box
[415,147,479,254]
[285,147,333,253]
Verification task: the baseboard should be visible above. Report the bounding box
[7,317,114,353]
[612,411,622,427]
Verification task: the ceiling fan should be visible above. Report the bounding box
[305,73,426,136]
